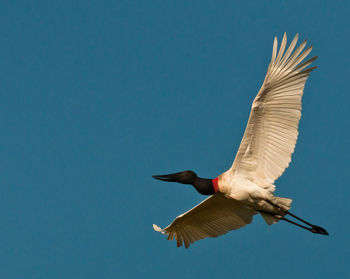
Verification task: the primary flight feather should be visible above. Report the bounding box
[152,33,328,248]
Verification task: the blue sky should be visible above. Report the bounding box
[0,0,349,278]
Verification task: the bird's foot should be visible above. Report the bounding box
[310,225,329,235]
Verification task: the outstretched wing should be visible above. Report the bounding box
[153,194,257,248]
[229,33,317,188]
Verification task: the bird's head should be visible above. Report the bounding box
[152,170,219,195]
[152,170,197,184]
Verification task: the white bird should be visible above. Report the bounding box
[153,33,328,248]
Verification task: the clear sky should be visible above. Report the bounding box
[0,0,349,278]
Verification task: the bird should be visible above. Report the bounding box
[152,33,328,248]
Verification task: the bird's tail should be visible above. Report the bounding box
[260,196,292,225]
[272,196,292,211]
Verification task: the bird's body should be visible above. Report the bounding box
[218,173,276,209]
[218,172,272,202]
[153,33,328,248]
[217,172,292,225]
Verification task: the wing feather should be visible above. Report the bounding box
[229,33,316,187]
[153,194,257,248]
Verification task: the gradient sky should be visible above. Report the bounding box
[0,1,349,278]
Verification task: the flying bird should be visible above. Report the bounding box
[152,33,328,248]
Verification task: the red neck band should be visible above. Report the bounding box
[212,177,219,193]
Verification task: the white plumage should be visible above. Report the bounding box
[231,34,316,187]
[153,194,257,248]
[153,33,321,248]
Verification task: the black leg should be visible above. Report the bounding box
[261,202,329,236]
[265,199,312,226]
[279,216,328,235]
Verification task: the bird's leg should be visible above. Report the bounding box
[258,210,328,235]
[264,200,329,235]
[278,216,325,234]
[265,199,313,226]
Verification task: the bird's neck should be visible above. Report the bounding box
[192,177,219,195]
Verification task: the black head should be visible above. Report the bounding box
[152,170,216,195]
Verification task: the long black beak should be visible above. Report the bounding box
[152,171,197,184]
[152,173,180,182]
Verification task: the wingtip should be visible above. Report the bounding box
[282,32,287,41]
[292,33,299,44]
[153,224,163,232]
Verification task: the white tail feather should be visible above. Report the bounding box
[273,196,292,211]
[260,196,293,225]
